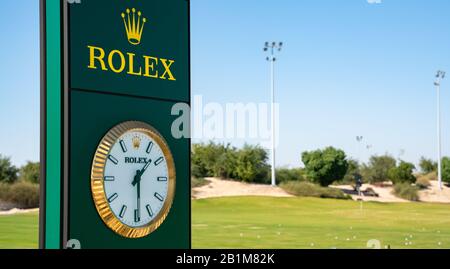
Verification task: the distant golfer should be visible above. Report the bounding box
[355,174,363,196]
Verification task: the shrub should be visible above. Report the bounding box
[19,162,40,184]
[442,157,450,184]
[0,183,9,200]
[421,171,437,181]
[361,155,396,183]
[392,183,419,201]
[191,149,207,178]
[0,182,39,209]
[280,181,351,200]
[415,177,431,189]
[301,147,349,187]
[191,142,228,178]
[388,161,416,184]
[275,168,304,183]
[419,157,437,174]
[191,142,268,183]
[214,148,238,179]
[191,162,207,179]
[0,155,19,184]
[235,145,270,183]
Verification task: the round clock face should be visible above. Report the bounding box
[91,121,176,238]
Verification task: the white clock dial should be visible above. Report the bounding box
[91,121,176,238]
[103,130,170,228]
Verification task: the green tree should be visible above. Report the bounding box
[442,157,450,184]
[361,154,396,183]
[191,142,232,178]
[301,147,349,187]
[0,155,18,184]
[20,162,40,184]
[213,146,238,179]
[191,144,209,178]
[419,157,437,174]
[235,145,270,183]
[192,142,270,182]
[388,161,416,184]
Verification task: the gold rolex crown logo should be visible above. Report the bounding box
[121,8,147,45]
[132,135,141,149]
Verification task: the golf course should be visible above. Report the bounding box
[0,211,38,249]
[1,197,450,249]
[192,197,450,249]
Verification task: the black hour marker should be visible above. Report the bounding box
[104,176,115,182]
[108,193,118,203]
[154,192,164,202]
[157,177,167,182]
[108,155,119,165]
[120,140,127,153]
[155,157,164,166]
[146,142,154,154]
[146,205,153,217]
[119,205,127,218]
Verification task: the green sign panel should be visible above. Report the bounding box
[40,0,190,249]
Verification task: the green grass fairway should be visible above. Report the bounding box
[192,197,450,249]
[0,212,38,249]
[2,198,450,249]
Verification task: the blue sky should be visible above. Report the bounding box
[0,0,40,167]
[1,0,450,168]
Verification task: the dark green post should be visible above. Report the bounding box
[40,0,62,250]
[40,0,190,249]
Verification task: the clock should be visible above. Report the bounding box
[91,121,176,238]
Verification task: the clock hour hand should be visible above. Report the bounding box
[132,171,141,187]
[132,159,152,186]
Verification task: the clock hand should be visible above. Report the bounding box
[133,171,141,187]
[135,179,141,223]
[132,159,152,186]
[141,160,151,174]
[131,158,153,222]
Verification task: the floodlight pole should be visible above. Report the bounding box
[435,70,445,190]
[270,56,276,187]
[264,42,283,186]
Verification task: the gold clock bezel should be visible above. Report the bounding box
[90,121,176,239]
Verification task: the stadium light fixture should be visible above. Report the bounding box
[263,41,283,187]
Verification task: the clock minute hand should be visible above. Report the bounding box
[141,160,151,174]
[135,179,141,223]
